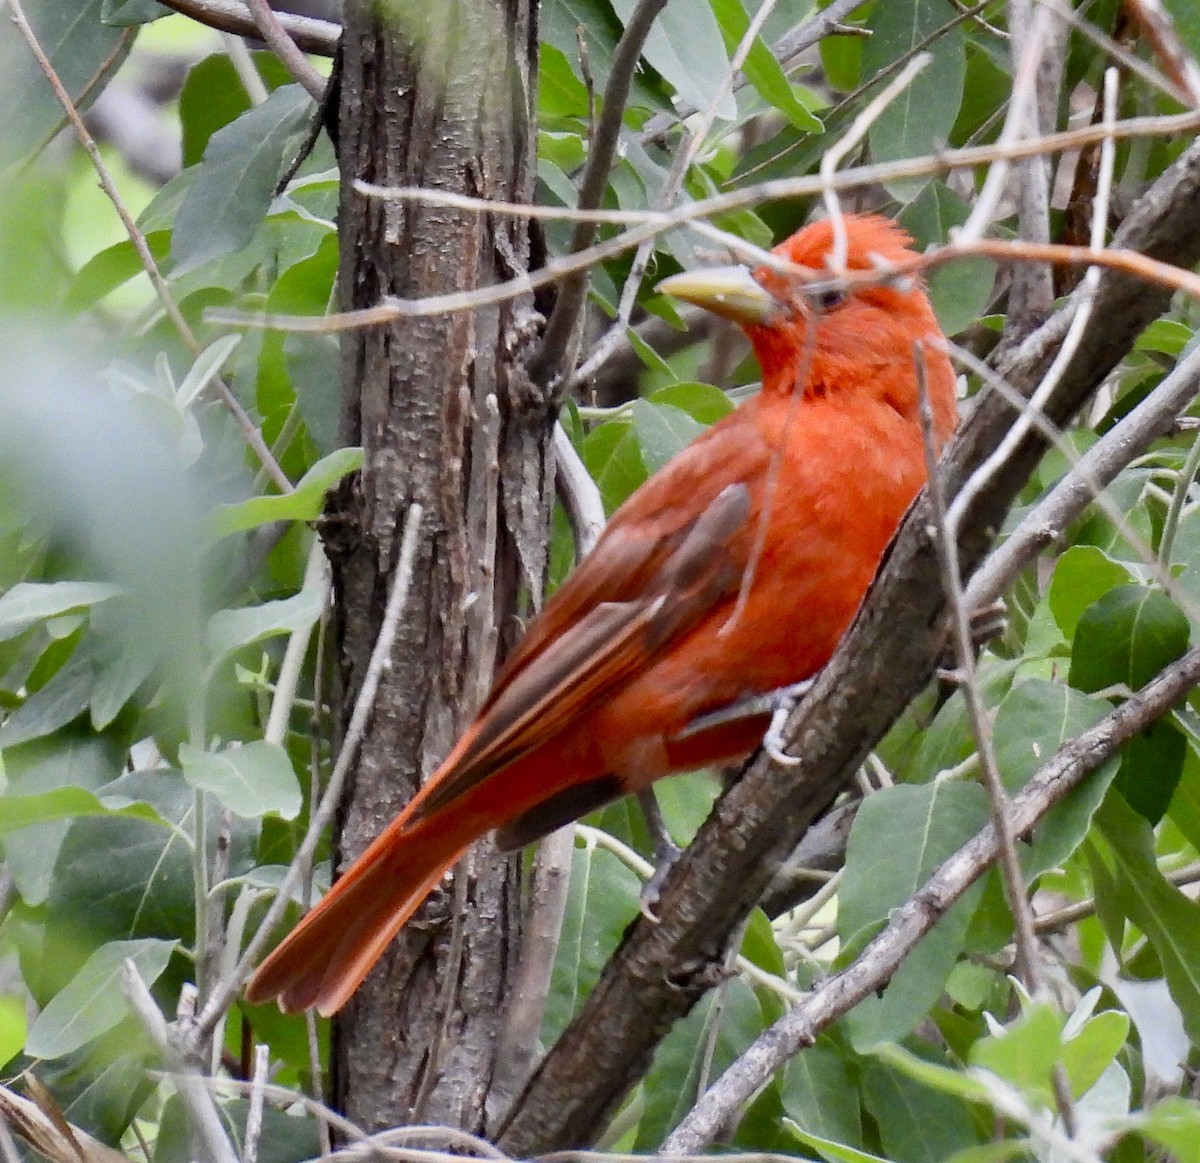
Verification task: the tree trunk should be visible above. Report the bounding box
[328,0,548,1133]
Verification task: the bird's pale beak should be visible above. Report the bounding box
[657,264,780,326]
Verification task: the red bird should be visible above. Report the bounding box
[246,214,958,1015]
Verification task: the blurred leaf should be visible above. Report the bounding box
[172,85,313,273]
[862,1,965,202]
[0,787,164,836]
[1059,1009,1130,1098]
[1070,585,1190,694]
[0,0,132,168]
[179,741,301,820]
[0,649,97,748]
[0,582,120,642]
[65,232,171,313]
[25,938,175,1058]
[175,335,241,410]
[0,994,26,1068]
[1137,1096,1200,1163]
[582,414,649,512]
[784,1123,891,1163]
[212,447,362,537]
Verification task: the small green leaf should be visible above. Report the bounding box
[1070,585,1190,694]
[25,938,176,1058]
[648,382,734,424]
[0,581,121,642]
[1048,546,1134,640]
[970,1004,1063,1109]
[175,335,241,410]
[65,232,172,313]
[1138,1096,1200,1163]
[629,399,706,474]
[179,741,301,820]
[207,588,325,662]
[1060,1009,1130,1098]
[211,447,363,537]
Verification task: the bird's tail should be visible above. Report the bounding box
[244,804,477,1016]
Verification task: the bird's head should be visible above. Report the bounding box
[659,214,947,407]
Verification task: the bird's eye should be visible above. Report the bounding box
[815,288,846,311]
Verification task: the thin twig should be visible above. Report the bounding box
[532,0,670,385]
[121,961,240,1163]
[243,1043,270,1163]
[243,0,326,100]
[1123,0,1200,107]
[964,339,1200,611]
[188,503,424,1049]
[155,0,340,54]
[664,646,1200,1152]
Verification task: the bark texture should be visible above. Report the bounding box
[329,0,547,1133]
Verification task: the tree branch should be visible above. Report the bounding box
[155,0,340,55]
[665,645,1200,1152]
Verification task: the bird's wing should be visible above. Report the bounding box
[410,479,755,820]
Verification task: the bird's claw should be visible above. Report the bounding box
[762,679,813,766]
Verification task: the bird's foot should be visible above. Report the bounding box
[762,679,813,766]
[969,599,1008,651]
[637,788,681,921]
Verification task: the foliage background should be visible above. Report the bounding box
[3,0,1200,1160]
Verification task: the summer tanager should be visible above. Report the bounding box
[246,213,957,1015]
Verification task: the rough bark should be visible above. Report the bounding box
[329,0,548,1134]
[497,135,1200,1157]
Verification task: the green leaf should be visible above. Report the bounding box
[25,938,175,1058]
[1060,1009,1130,1098]
[211,447,363,537]
[101,0,169,25]
[779,1041,863,1149]
[708,0,821,130]
[862,1056,981,1163]
[991,679,1113,876]
[65,232,172,313]
[841,783,989,1048]
[629,399,706,474]
[610,0,736,119]
[0,581,121,642]
[0,787,165,836]
[969,1004,1063,1109]
[1116,718,1187,824]
[172,85,313,272]
[862,1,966,202]
[542,838,643,1046]
[1138,1096,1200,1163]
[1070,585,1190,694]
[206,588,325,663]
[784,1123,891,1163]
[1095,794,1200,1045]
[581,415,649,513]
[1048,546,1134,640]
[899,182,995,336]
[647,382,734,424]
[179,741,301,820]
